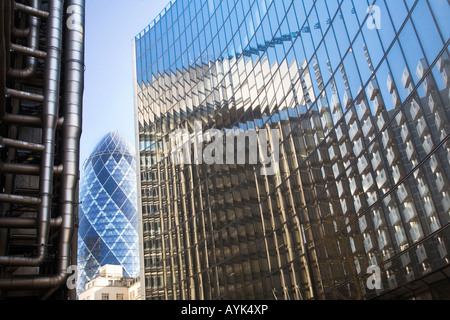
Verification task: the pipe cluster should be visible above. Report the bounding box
[0,0,85,294]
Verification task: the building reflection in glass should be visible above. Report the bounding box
[133,0,450,300]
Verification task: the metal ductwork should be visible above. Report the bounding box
[0,0,85,299]
[7,0,43,79]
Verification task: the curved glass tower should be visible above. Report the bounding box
[77,131,139,293]
[134,0,450,300]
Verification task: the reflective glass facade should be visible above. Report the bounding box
[134,0,450,300]
[77,132,139,293]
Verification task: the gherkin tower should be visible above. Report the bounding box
[77,131,139,293]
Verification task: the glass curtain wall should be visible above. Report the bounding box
[134,0,450,300]
[77,132,140,294]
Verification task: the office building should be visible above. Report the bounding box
[133,0,450,300]
[77,131,140,294]
[78,264,141,300]
[0,0,85,299]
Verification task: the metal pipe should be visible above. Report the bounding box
[2,113,42,127]
[0,193,41,206]
[0,218,35,229]
[8,0,42,79]
[10,43,47,59]
[0,216,62,229]
[12,26,30,38]
[0,0,64,268]
[5,0,11,74]
[14,1,49,19]
[55,0,85,291]
[1,0,14,260]
[2,113,64,128]
[5,87,44,102]
[0,0,85,290]
[0,273,69,289]
[0,136,45,152]
[69,180,79,300]
[0,0,8,120]
[0,163,42,175]
[0,163,63,175]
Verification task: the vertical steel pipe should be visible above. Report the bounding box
[0,0,8,119]
[56,0,85,287]
[4,0,11,75]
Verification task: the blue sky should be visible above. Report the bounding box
[81,0,171,163]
